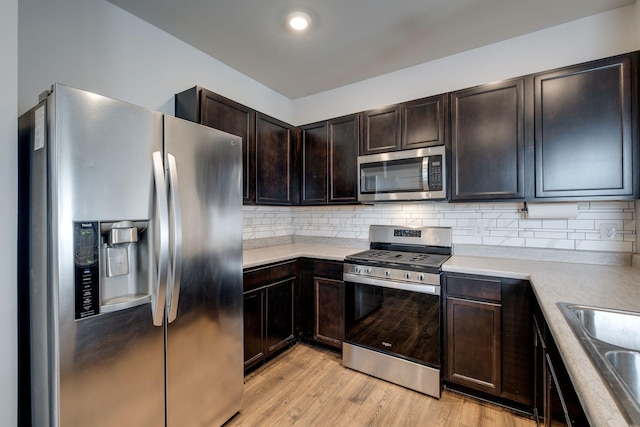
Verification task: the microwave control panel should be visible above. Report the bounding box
[428,155,443,191]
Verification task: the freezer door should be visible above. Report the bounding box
[164,116,244,426]
[39,84,166,427]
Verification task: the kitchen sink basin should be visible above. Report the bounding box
[571,306,640,351]
[606,351,640,404]
[558,303,640,426]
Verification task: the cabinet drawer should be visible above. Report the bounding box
[446,275,501,302]
[243,260,297,292]
[313,260,343,279]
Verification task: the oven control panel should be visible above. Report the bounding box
[344,263,440,287]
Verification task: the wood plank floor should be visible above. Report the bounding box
[225,344,536,427]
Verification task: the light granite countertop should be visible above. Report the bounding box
[243,243,640,426]
[243,243,362,269]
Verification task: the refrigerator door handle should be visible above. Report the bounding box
[167,153,183,323]
[151,151,169,326]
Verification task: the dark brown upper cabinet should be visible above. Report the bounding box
[300,122,327,204]
[401,94,447,150]
[451,79,526,201]
[361,105,401,154]
[255,113,300,205]
[175,87,256,204]
[361,95,447,155]
[534,53,638,199]
[301,114,360,205]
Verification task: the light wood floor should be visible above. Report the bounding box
[225,344,536,427]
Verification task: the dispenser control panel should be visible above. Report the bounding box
[74,222,100,319]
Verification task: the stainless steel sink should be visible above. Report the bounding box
[606,351,640,404]
[558,303,640,426]
[571,306,640,351]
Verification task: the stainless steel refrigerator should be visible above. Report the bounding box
[18,84,244,426]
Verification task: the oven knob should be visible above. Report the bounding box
[417,274,425,282]
[384,270,391,277]
[354,266,361,274]
[365,267,372,275]
[404,272,411,280]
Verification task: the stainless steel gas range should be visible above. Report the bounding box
[342,225,452,398]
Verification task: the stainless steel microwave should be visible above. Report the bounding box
[357,146,448,202]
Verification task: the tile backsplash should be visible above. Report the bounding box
[243,201,636,253]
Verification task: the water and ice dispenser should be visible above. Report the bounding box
[73,220,151,320]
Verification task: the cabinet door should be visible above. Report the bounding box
[174,87,256,204]
[328,114,359,203]
[256,113,299,205]
[243,290,264,369]
[446,296,502,395]
[361,105,401,154]
[401,94,446,149]
[265,278,295,355]
[200,90,256,204]
[501,279,533,405]
[451,79,525,200]
[534,54,636,199]
[544,335,589,426]
[533,318,546,424]
[301,122,328,204]
[313,277,344,349]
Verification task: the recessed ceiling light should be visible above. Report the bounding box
[287,11,311,32]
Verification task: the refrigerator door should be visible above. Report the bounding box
[164,116,244,426]
[36,84,166,427]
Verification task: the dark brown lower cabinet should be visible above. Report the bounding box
[447,296,501,395]
[265,278,295,354]
[243,290,265,368]
[300,259,345,350]
[313,277,344,348]
[533,304,589,426]
[444,273,533,409]
[243,261,297,371]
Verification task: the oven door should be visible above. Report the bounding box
[343,274,441,369]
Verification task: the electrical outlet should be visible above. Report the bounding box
[600,223,617,240]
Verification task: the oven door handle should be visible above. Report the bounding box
[343,273,440,296]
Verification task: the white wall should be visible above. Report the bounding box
[18,0,292,122]
[292,3,640,125]
[2,0,18,425]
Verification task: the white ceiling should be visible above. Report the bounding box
[107,0,634,100]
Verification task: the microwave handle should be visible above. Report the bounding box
[422,157,430,191]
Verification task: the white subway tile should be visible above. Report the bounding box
[589,201,632,210]
[497,218,520,228]
[567,219,595,230]
[534,231,568,239]
[525,238,575,250]
[518,219,542,228]
[482,237,525,247]
[243,201,635,254]
[452,236,483,245]
[489,230,519,237]
[576,240,633,252]
[568,233,586,240]
[542,219,568,229]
